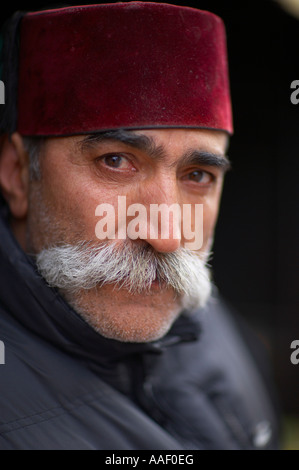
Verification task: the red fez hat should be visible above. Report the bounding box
[17,2,233,136]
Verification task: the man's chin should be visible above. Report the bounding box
[64,283,183,343]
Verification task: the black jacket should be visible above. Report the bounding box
[0,214,280,450]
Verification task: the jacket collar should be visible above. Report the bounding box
[0,212,201,367]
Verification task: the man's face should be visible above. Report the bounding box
[25,128,229,342]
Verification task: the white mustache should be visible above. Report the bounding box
[35,240,212,310]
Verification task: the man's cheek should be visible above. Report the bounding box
[201,208,219,250]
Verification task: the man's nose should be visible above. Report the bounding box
[134,176,182,253]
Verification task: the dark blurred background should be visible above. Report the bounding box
[1,0,299,443]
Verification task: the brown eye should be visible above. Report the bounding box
[103,154,124,168]
[98,153,135,171]
[188,170,213,183]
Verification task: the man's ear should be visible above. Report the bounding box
[0,132,29,219]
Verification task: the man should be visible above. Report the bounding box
[0,2,280,449]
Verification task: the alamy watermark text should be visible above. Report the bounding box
[0,341,5,365]
[95,196,204,250]
[290,80,299,104]
[0,80,4,104]
[290,340,299,365]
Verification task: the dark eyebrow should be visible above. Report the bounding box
[78,129,231,171]
[175,150,231,172]
[78,129,164,160]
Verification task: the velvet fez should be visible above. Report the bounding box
[16,2,233,136]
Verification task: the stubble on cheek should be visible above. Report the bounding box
[25,180,87,254]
